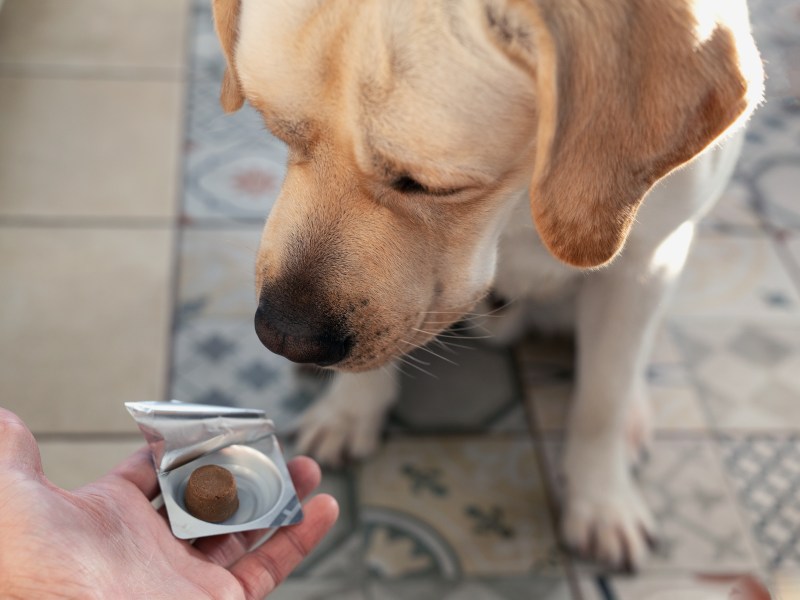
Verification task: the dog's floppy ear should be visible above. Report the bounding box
[484,0,762,268]
[212,0,245,113]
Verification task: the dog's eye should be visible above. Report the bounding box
[391,175,428,194]
[390,175,461,197]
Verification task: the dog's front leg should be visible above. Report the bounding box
[295,366,400,467]
[561,226,694,570]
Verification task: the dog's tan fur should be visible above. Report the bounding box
[213,0,760,372]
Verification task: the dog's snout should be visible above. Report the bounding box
[254,297,352,366]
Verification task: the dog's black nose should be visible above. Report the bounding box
[254,298,352,366]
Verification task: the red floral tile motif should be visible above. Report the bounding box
[231,168,276,198]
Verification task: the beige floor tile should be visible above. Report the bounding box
[36,438,145,490]
[675,321,800,430]
[0,0,189,72]
[0,76,182,218]
[0,227,173,433]
[358,437,562,578]
[519,325,707,434]
[524,378,707,434]
[671,232,800,321]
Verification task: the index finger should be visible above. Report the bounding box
[230,494,339,599]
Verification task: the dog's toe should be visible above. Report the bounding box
[294,401,383,468]
[561,478,656,572]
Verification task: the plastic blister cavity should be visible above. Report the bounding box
[126,400,302,540]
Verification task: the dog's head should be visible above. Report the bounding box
[212,0,761,370]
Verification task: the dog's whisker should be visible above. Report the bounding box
[424,321,493,332]
[437,335,482,350]
[422,311,505,319]
[418,325,491,337]
[435,339,473,351]
[379,364,400,379]
[414,344,459,366]
[411,326,493,343]
[431,338,459,353]
[403,353,431,366]
[395,355,437,379]
[430,330,495,340]
[385,359,414,379]
[421,317,500,327]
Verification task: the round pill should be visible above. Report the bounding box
[184,464,239,523]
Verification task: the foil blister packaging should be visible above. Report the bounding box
[125,400,303,540]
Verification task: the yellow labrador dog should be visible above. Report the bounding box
[212,0,763,569]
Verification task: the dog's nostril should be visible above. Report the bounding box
[254,303,352,366]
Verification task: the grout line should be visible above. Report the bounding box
[772,232,800,298]
[0,216,175,229]
[179,218,267,230]
[0,63,186,82]
[0,216,268,231]
[507,343,585,590]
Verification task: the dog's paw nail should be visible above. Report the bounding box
[561,479,654,571]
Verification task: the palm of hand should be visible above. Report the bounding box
[0,416,336,600]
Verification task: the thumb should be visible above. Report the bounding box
[0,407,43,475]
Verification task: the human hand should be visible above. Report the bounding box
[0,408,338,599]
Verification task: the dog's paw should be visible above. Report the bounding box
[561,475,657,571]
[293,368,398,467]
[294,401,384,467]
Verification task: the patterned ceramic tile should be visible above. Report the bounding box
[543,439,760,574]
[740,98,800,233]
[188,0,226,82]
[177,227,262,319]
[674,321,800,430]
[738,98,800,182]
[268,580,368,600]
[783,234,800,285]
[670,232,800,321]
[699,174,764,233]
[290,471,365,580]
[523,378,707,436]
[731,0,800,233]
[183,105,287,221]
[749,0,800,97]
[170,317,327,432]
[519,326,707,434]
[358,437,562,579]
[721,435,800,570]
[576,573,772,600]
[182,0,288,223]
[366,576,575,600]
[390,339,526,434]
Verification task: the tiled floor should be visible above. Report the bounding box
[1,1,799,599]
